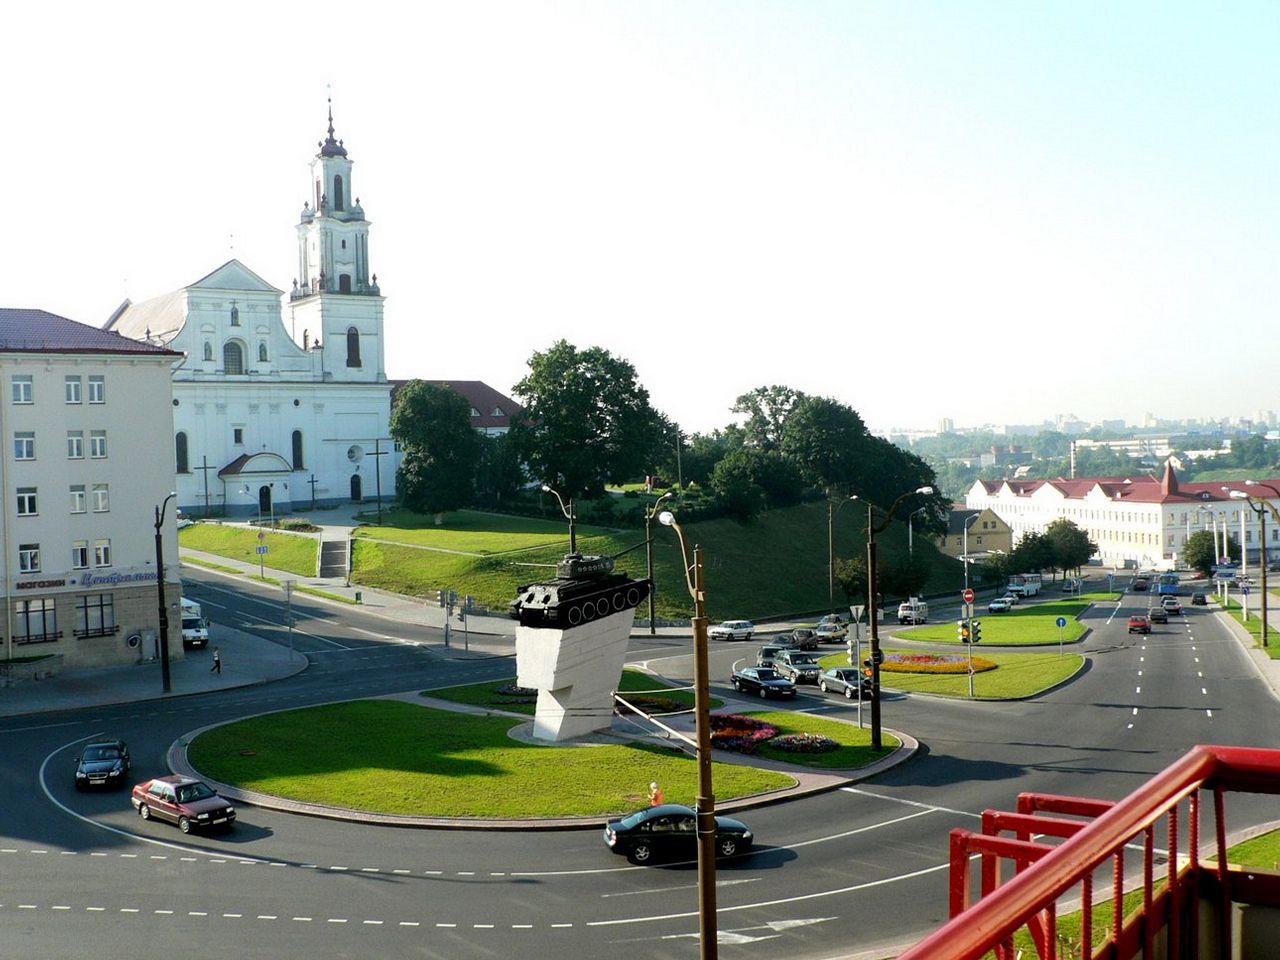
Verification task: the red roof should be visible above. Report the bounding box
[982,466,1280,505]
[0,308,181,356]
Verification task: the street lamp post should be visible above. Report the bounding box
[541,483,577,554]
[657,509,717,960]
[907,506,929,558]
[644,492,674,635]
[153,492,177,694]
[827,495,858,612]
[1229,482,1280,647]
[865,485,934,750]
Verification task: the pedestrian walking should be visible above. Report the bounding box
[210,647,221,674]
[648,781,663,806]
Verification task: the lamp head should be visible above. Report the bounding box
[1229,490,1247,501]
[658,510,676,527]
[540,483,552,493]
[916,486,934,495]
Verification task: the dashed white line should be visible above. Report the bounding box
[293,916,312,922]
[258,914,277,920]
[1132,707,1139,716]
[189,911,208,917]
[51,905,70,911]
[155,909,174,915]
[1136,686,1141,694]
[400,921,420,927]
[1207,710,1214,718]
[121,908,140,913]
[327,918,348,924]
[86,907,105,912]
[1202,688,1208,695]
[436,923,457,928]
[223,913,242,918]
[474,923,495,928]
[364,920,384,925]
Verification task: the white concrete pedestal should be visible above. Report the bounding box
[515,607,636,742]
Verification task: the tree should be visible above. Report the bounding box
[779,395,870,489]
[1044,518,1098,575]
[979,552,1011,589]
[1184,529,1240,574]
[1010,531,1054,575]
[731,385,807,452]
[390,381,482,521]
[880,553,931,599]
[710,451,767,520]
[835,556,869,601]
[474,432,526,506]
[510,340,665,498]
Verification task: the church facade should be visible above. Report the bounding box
[105,108,396,517]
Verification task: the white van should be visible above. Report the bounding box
[897,598,929,625]
[180,597,209,648]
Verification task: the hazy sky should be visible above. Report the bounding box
[4,2,1276,435]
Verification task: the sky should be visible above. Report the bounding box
[3,2,1276,436]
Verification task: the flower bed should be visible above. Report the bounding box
[710,713,779,754]
[883,652,997,674]
[492,682,537,702]
[767,733,839,754]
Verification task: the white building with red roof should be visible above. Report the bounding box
[0,308,184,668]
[966,462,1280,570]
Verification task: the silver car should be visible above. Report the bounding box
[709,620,755,641]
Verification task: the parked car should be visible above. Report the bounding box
[1127,615,1151,634]
[813,621,847,642]
[818,667,872,700]
[987,597,1013,614]
[730,665,797,699]
[789,628,818,651]
[708,620,755,642]
[773,650,821,684]
[603,804,753,864]
[131,776,236,834]
[1148,607,1168,624]
[1191,592,1208,606]
[818,613,850,626]
[74,738,130,790]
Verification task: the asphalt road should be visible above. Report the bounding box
[2,577,1277,959]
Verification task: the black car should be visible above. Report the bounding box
[1192,592,1208,606]
[818,667,872,700]
[1148,607,1168,624]
[74,738,130,790]
[730,666,797,699]
[603,804,753,864]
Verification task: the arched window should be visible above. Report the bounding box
[339,274,352,293]
[203,341,213,362]
[258,342,269,363]
[230,304,240,326]
[223,341,244,375]
[175,432,189,474]
[333,175,345,212]
[292,430,304,470]
[346,327,361,367]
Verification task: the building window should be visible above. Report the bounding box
[18,543,40,573]
[333,174,344,211]
[67,430,84,459]
[93,539,111,567]
[65,376,82,403]
[233,427,244,445]
[346,327,361,367]
[14,431,35,460]
[76,594,116,638]
[16,487,37,516]
[90,430,107,458]
[92,483,110,513]
[230,303,240,326]
[70,485,86,513]
[13,598,57,644]
[259,342,269,363]
[223,341,244,374]
[87,375,105,404]
[339,274,352,293]
[11,375,33,404]
[72,540,89,569]
[203,341,214,362]
[292,430,304,469]
[175,432,189,474]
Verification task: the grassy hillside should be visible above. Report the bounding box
[350,501,965,621]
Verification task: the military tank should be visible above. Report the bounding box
[510,552,651,629]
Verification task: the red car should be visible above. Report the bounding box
[131,775,236,834]
[1127,615,1151,634]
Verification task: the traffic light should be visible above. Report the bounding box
[436,590,445,607]
[862,658,874,678]
[971,620,982,643]
[958,619,971,643]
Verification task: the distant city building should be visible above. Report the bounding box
[1073,437,1176,461]
[106,106,396,516]
[967,463,1280,569]
[938,418,954,434]
[0,309,182,668]
[978,445,1033,469]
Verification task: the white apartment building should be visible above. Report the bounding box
[967,463,1280,570]
[105,105,396,517]
[1,309,182,669]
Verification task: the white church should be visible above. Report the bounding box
[106,107,397,517]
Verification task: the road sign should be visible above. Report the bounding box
[1244,586,1251,595]
[1056,616,1068,628]
[255,545,269,555]
[258,530,265,541]
[850,605,865,623]
[962,588,975,604]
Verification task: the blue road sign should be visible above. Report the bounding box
[1056,616,1068,628]
[256,545,269,555]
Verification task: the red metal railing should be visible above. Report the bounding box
[898,745,1280,960]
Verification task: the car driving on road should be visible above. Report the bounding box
[1191,592,1208,606]
[74,738,130,790]
[1127,615,1151,634]
[818,667,872,700]
[730,665,797,699]
[708,620,755,641]
[1148,607,1168,624]
[813,621,847,642]
[603,804,753,864]
[773,650,821,684]
[131,775,236,834]
[987,597,1013,613]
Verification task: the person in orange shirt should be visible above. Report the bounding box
[648,781,664,806]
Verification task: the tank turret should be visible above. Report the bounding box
[510,553,650,629]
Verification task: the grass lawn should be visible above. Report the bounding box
[818,648,1084,698]
[187,700,793,817]
[1220,596,1280,659]
[743,710,899,769]
[351,508,615,553]
[425,669,722,716]
[180,523,319,578]
[899,599,1090,645]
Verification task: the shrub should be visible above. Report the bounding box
[768,733,839,754]
[618,695,689,715]
[710,713,779,754]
